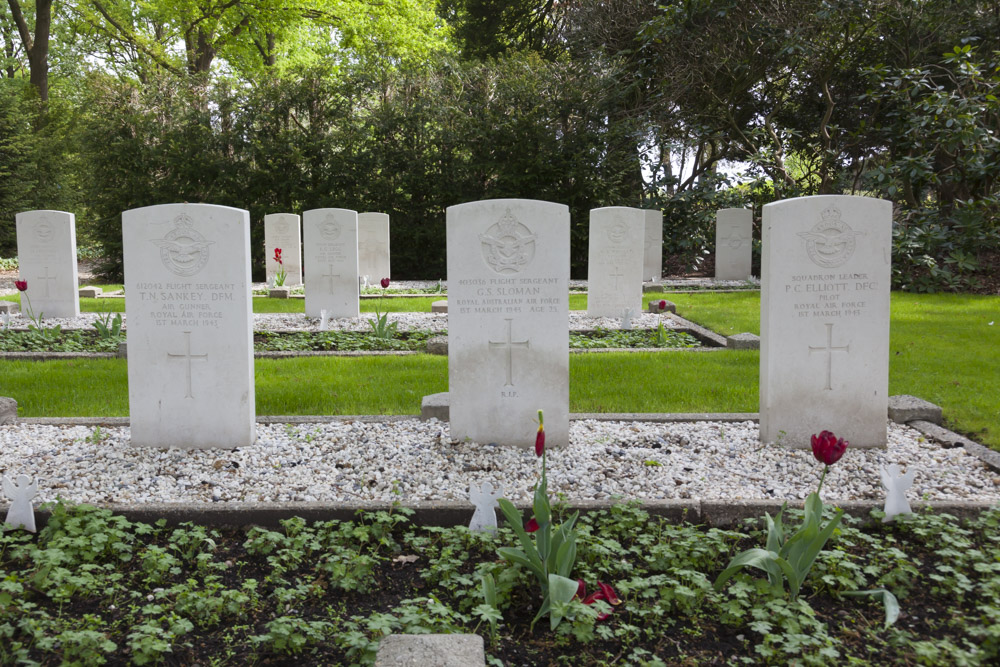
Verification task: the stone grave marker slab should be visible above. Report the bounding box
[447,199,569,448]
[760,195,891,448]
[587,207,644,318]
[123,204,256,449]
[264,213,302,286]
[303,209,359,318]
[644,209,663,281]
[716,208,753,280]
[358,212,391,282]
[15,210,79,318]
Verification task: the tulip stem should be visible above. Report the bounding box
[817,465,829,496]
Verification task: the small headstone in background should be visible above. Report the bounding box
[760,195,892,448]
[887,395,943,425]
[2,474,38,532]
[0,397,17,424]
[425,336,448,355]
[431,300,448,313]
[123,203,256,450]
[447,199,569,448]
[726,332,760,350]
[15,210,80,318]
[78,286,102,298]
[468,481,503,533]
[587,206,644,318]
[0,301,19,314]
[358,212,391,282]
[715,208,753,280]
[643,209,663,282]
[880,464,915,522]
[648,299,676,314]
[303,208,360,318]
[264,213,303,286]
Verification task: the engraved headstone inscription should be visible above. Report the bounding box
[715,208,753,280]
[644,209,663,282]
[303,208,359,318]
[447,199,570,448]
[760,195,891,448]
[15,210,80,318]
[264,213,302,286]
[123,204,256,449]
[358,212,391,282]
[587,207,645,318]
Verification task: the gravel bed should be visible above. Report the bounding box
[2,420,997,506]
[1,311,686,334]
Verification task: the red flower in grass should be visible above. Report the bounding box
[811,430,848,466]
[658,299,666,310]
[15,280,27,291]
[380,277,390,289]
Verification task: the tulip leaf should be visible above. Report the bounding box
[714,548,799,598]
[547,574,582,630]
[496,547,534,570]
[554,535,577,578]
[481,573,497,609]
[843,588,901,628]
[497,500,543,574]
[533,478,551,527]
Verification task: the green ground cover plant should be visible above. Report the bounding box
[1,502,998,665]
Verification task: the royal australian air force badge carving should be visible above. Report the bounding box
[479,209,536,275]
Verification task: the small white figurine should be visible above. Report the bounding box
[1,311,10,330]
[469,481,503,534]
[3,474,38,532]
[880,463,915,523]
[361,275,370,289]
[620,307,636,331]
[319,309,330,331]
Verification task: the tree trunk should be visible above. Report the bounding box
[7,0,51,101]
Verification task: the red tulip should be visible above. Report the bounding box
[380,277,390,289]
[811,430,848,466]
[576,579,587,599]
[535,426,545,457]
[597,581,622,605]
[575,580,620,621]
[658,299,666,309]
[273,247,282,260]
[524,517,539,533]
[15,280,28,291]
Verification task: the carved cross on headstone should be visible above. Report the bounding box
[880,463,915,523]
[2,474,38,532]
[167,331,208,399]
[489,318,530,386]
[469,481,503,534]
[322,264,341,295]
[609,271,625,291]
[36,266,58,298]
[808,322,850,391]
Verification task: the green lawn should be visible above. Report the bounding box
[3,290,997,448]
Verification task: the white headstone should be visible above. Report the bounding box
[447,199,570,448]
[880,464,915,522]
[123,204,256,449]
[264,213,302,286]
[2,474,37,532]
[303,208,359,318]
[358,212,391,282]
[587,207,644,318]
[715,208,753,280]
[643,209,663,281]
[15,210,80,318]
[468,481,503,533]
[760,195,891,448]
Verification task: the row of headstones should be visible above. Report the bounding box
[262,211,390,289]
[13,206,750,324]
[14,196,886,452]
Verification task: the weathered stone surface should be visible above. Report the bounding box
[888,395,943,425]
[0,301,19,314]
[0,397,16,424]
[643,209,663,282]
[648,299,676,313]
[431,300,448,313]
[122,203,256,450]
[447,199,569,448]
[715,208,753,280]
[264,213,302,286]
[760,195,891,448]
[303,208,359,318]
[727,333,760,350]
[420,392,450,421]
[587,206,644,318]
[15,210,80,318]
[426,336,448,355]
[375,634,486,667]
[358,212,391,282]
[268,287,291,299]
[78,286,102,298]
